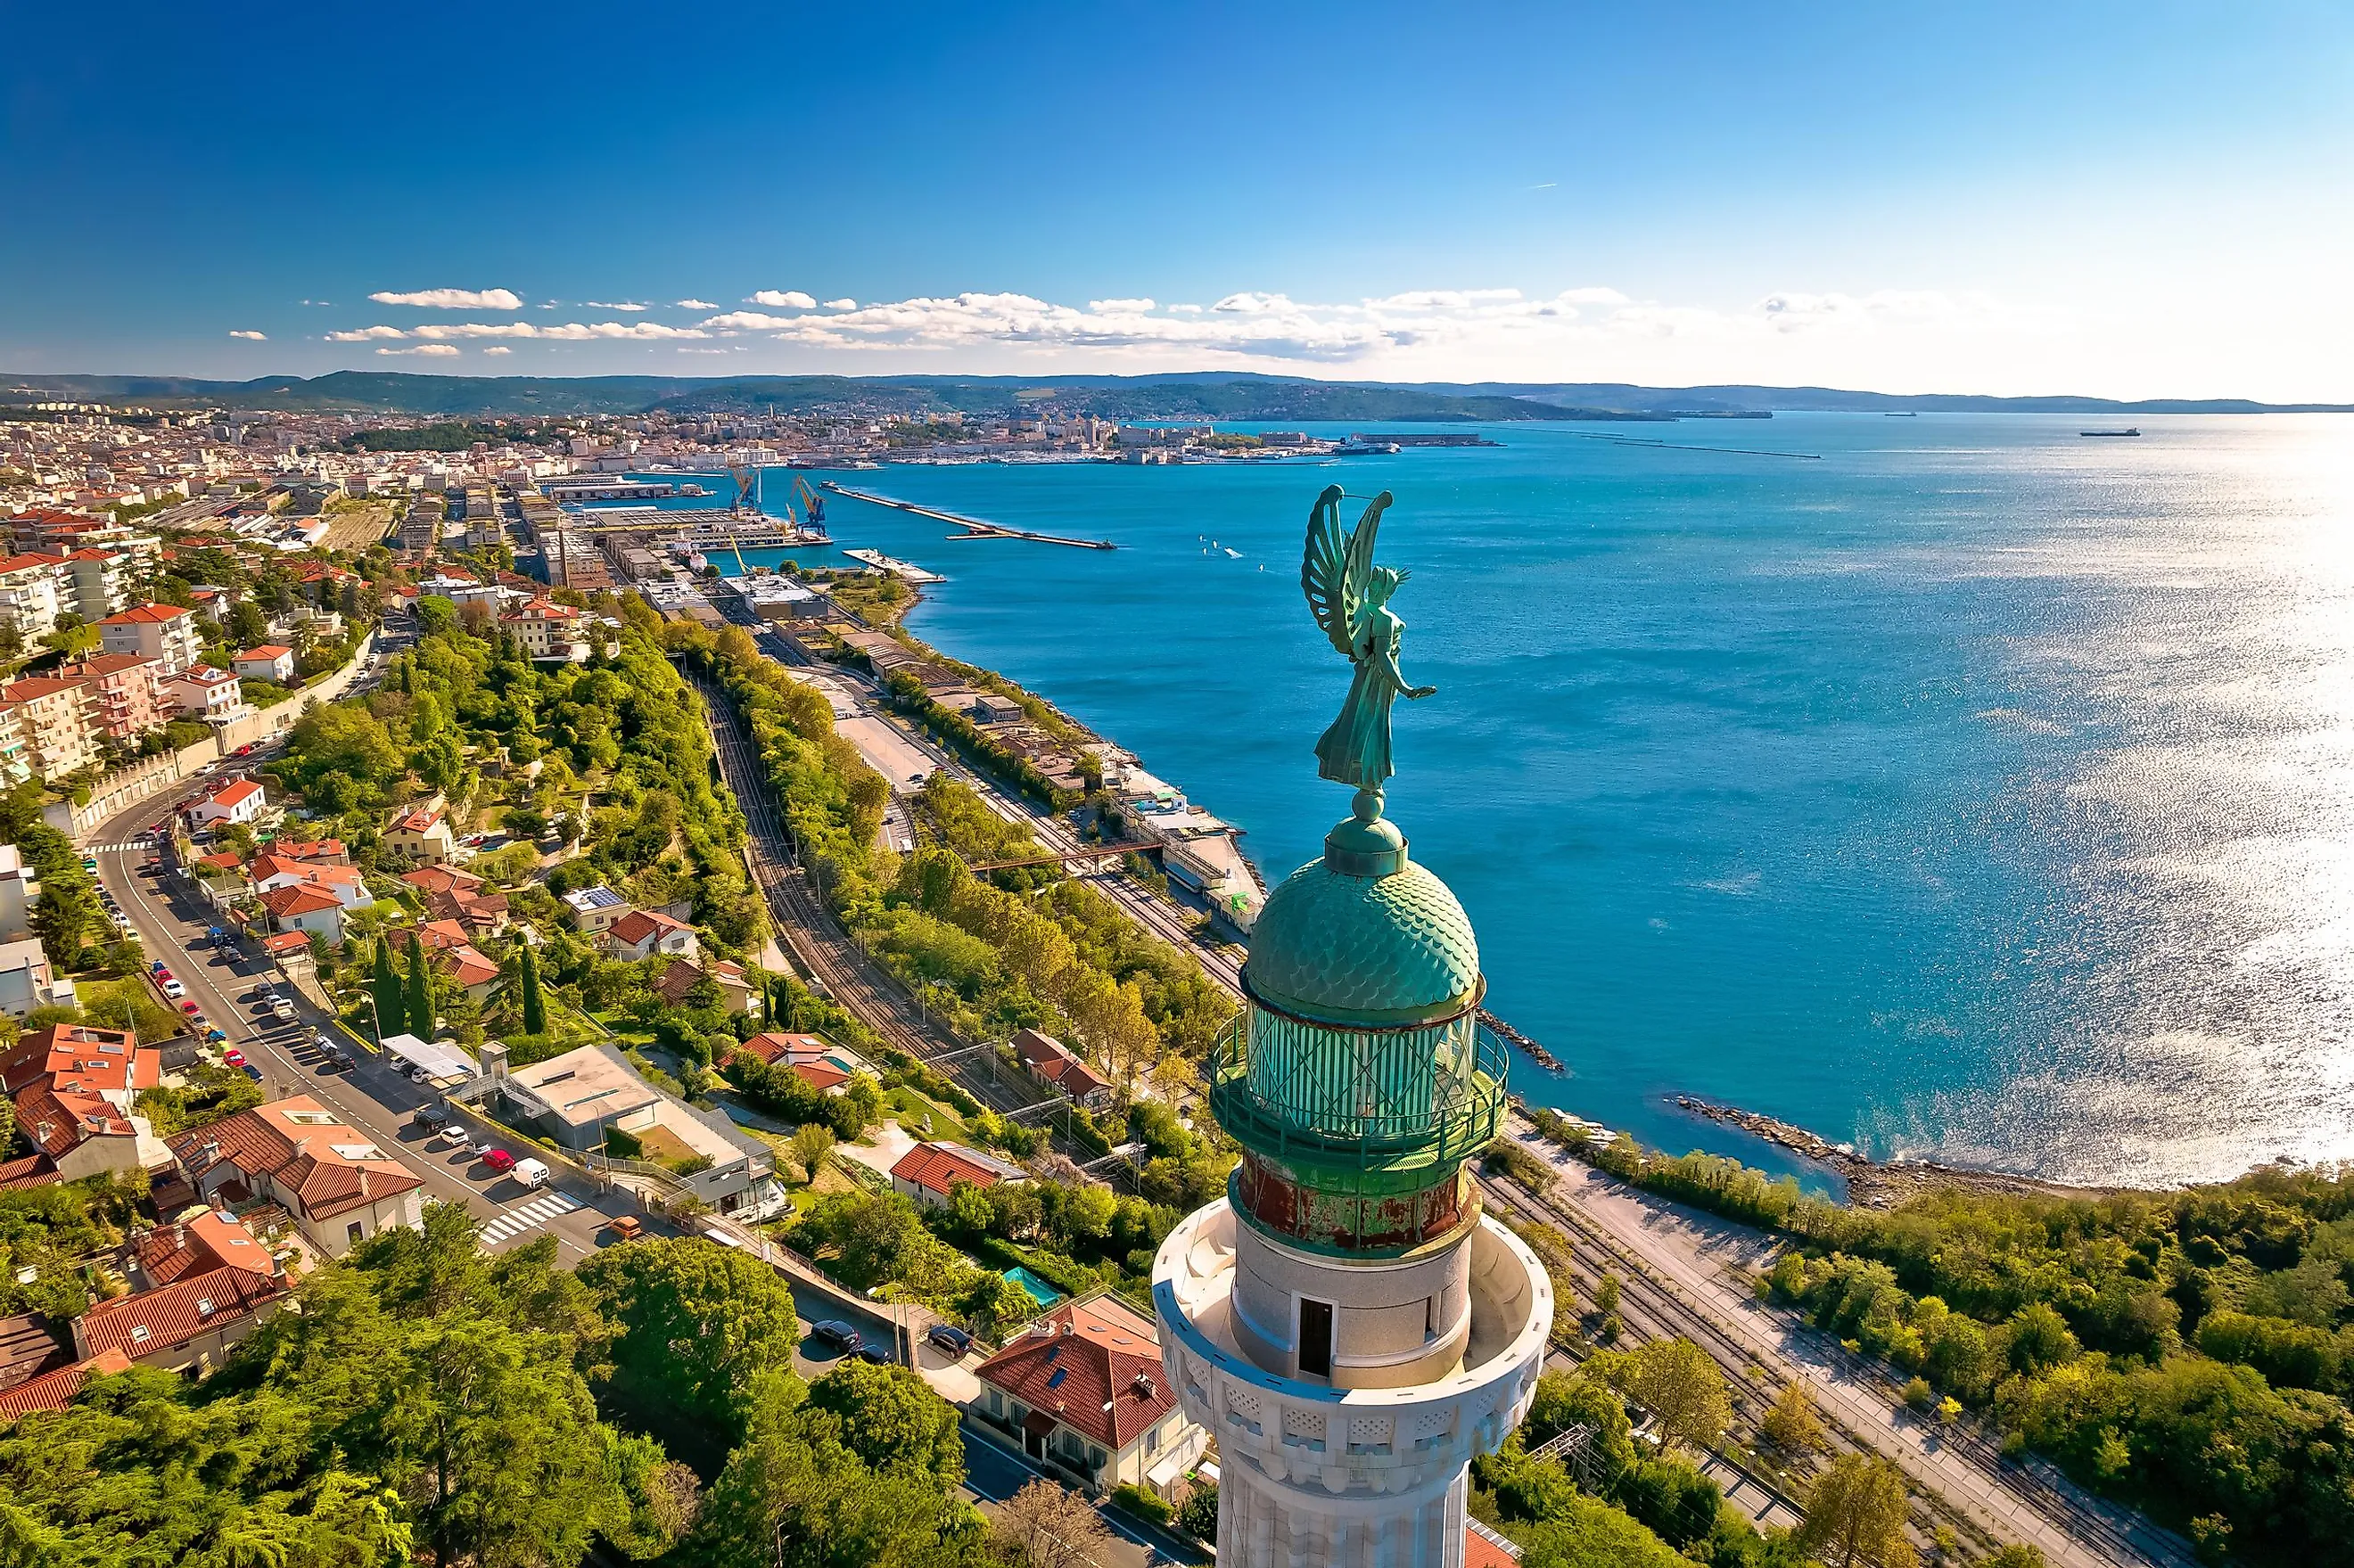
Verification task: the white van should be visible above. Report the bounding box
[513,1157,551,1190]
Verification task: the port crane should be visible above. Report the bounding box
[793,474,827,530]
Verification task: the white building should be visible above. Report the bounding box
[0,843,37,945]
[98,603,201,675]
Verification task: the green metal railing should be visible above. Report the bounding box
[1206,1011,1508,1175]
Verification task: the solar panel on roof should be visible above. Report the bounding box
[1047,1367,1066,1389]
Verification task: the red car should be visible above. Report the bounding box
[178,1001,201,1014]
[222,1048,246,1067]
[481,1148,516,1174]
[154,968,173,982]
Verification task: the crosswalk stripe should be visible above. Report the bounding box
[475,1191,586,1248]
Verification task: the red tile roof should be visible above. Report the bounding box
[607,908,690,948]
[203,778,263,809]
[0,1155,57,1191]
[167,1096,421,1223]
[133,1210,273,1288]
[259,883,340,917]
[1,1024,140,1095]
[270,838,346,862]
[891,1141,1018,1197]
[235,644,292,660]
[1465,1519,1525,1566]
[99,603,193,626]
[975,1296,1177,1454]
[0,1350,133,1423]
[74,1267,284,1360]
[13,1080,135,1157]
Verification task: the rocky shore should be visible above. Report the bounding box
[1669,1095,2119,1209]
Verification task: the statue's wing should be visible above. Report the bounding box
[1302,486,1354,656]
[1341,490,1393,644]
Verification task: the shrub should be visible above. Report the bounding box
[1108,1483,1173,1524]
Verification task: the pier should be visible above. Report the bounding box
[842,547,945,584]
[821,482,1116,549]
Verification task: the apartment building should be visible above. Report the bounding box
[61,549,135,620]
[57,653,165,743]
[0,554,64,638]
[0,703,29,786]
[0,677,92,776]
[98,603,200,675]
[0,844,37,945]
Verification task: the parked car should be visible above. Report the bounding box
[514,1158,551,1189]
[162,983,186,1001]
[811,1321,863,1355]
[413,1104,452,1130]
[480,1147,517,1174]
[222,1048,245,1067]
[203,1029,226,1043]
[433,1125,471,1147]
[178,1001,201,1015]
[855,1342,893,1366]
[925,1324,974,1357]
[321,1044,353,1070]
[241,1063,263,1081]
[605,1215,645,1242]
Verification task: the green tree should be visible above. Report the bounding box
[803,1360,964,1488]
[1761,1381,1824,1454]
[789,1121,834,1185]
[1609,1337,1732,1457]
[577,1236,805,1463]
[518,942,547,1035]
[1797,1454,1917,1568]
[372,936,404,1040]
[404,929,434,1038]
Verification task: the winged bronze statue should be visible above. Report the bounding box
[1302,484,1436,805]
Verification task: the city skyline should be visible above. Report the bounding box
[4,3,2351,399]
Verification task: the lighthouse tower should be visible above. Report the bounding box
[1152,791,1552,1566]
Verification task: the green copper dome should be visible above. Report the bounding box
[1245,841,1481,1028]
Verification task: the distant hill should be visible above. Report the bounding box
[2,369,2345,419]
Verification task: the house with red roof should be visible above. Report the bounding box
[70,1261,285,1373]
[131,1208,276,1290]
[188,776,265,827]
[972,1293,1206,1498]
[1012,1027,1113,1111]
[268,838,348,865]
[384,799,457,863]
[231,644,295,684]
[416,918,502,1004]
[258,881,344,940]
[247,853,373,914]
[4,1023,166,1186]
[654,955,754,1014]
[602,907,698,962]
[56,652,166,741]
[403,864,508,934]
[166,1095,424,1256]
[734,1030,875,1096]
[0,1350,134,1424]
[167,664,243,721]
[889,1140,1026,1210]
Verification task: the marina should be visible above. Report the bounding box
[822,481,1117,549]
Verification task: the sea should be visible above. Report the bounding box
[654,415,2354,1190]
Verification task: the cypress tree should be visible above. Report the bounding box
[405,930,434,1038]
[370,940,401,1041]
[519,943,547,1036]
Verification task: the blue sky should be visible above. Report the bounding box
[4,2,2350,398]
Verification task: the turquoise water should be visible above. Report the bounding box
[1003,1266,1066,1308]
[725,417,2354,1187]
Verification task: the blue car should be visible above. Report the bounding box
[241,1063,264,1081]
[204,1029,226,1043]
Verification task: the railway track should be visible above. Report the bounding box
[1481,1164,2189,1568]
[687,665,1077,1148]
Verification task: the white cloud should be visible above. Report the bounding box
[482,346,513,356]
[699,311,794,331]
[1088,298,1156,313]
[583,300,648,311]
[368,287,524,309]
[822,298,856,310]
[376,344,462,357]
[675,298,718,310]
[751,290,816,309]
[325,325,408,341]
[300,299,333,307]
[228,330,267,341]
[400,320,712,341]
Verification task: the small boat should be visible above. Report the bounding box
[1223,547,1243,558]
[2079,428,2141,438]
[1883,411,1918,418]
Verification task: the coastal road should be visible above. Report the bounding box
[1492,1126,2196,1568]
[90,786,636,1266]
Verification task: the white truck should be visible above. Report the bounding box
[513,1157,551,1191]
